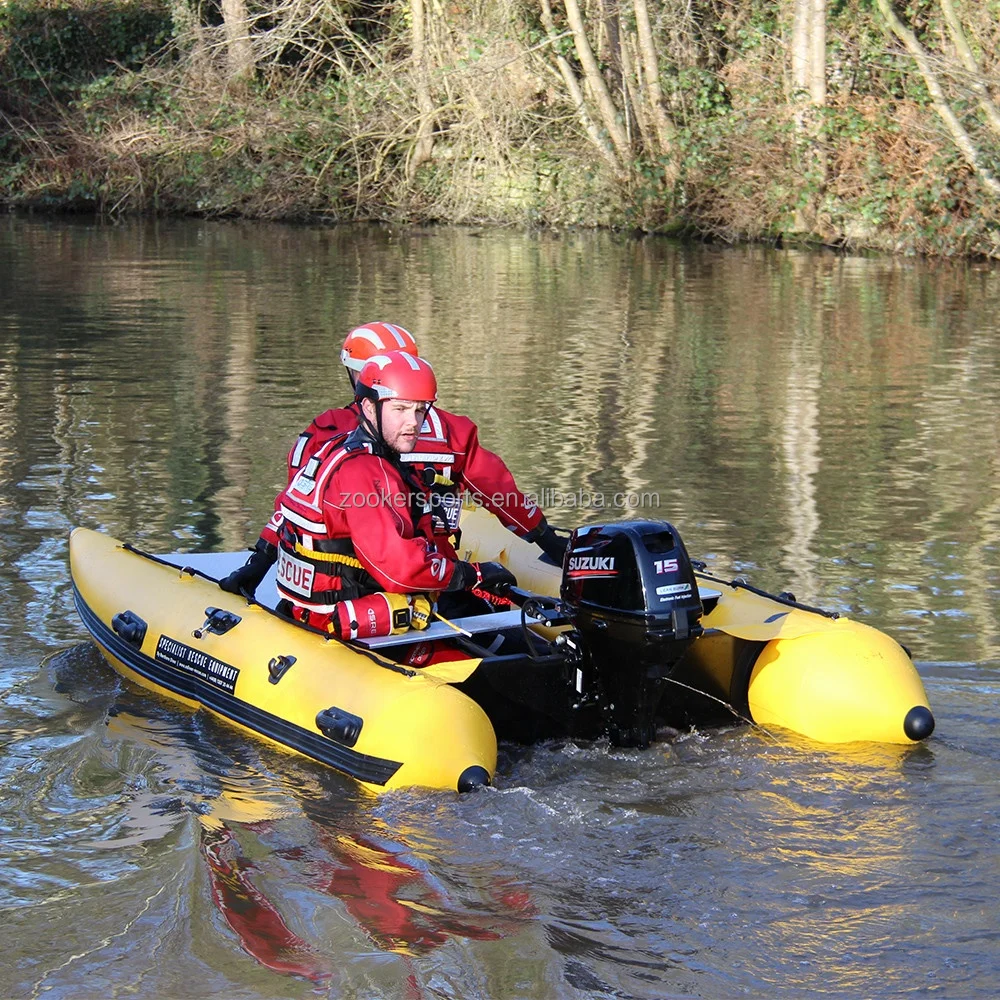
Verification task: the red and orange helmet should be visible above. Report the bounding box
[341,323,418,374]
[357,351,438,404]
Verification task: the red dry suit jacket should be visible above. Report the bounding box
[261,403,542,550]
[274,434,461,599]
[283,404,359,483]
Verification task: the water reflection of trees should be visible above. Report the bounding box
[3,219,998,662]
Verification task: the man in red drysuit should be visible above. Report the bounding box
[220,323,567,600]
[265,351,517,632]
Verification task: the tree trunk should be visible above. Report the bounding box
[601,0,623,92]
[221,0,254,85]
[791,0,827,230]
[538,0,623,174]
[791,0,826,104]
[809,0,827,105]
[633,0,674,158]
[408,0,436,182]
[563,0,631,162]
[619,28,648,152]
[791,0,810,98]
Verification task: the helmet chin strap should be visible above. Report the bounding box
[358,398,393,455]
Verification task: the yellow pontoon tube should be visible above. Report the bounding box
[70,527,497,793]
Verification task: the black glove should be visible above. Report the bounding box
[528,520,568,564]
[473,561,517,596]
[446,560,517,595]
[219,540,277,598]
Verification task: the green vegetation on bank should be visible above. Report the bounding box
[2,0,999,256]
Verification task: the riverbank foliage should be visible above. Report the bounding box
[2,1,999,256]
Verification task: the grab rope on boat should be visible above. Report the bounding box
[695,570,840,620]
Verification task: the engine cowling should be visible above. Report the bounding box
[560,520,703,747]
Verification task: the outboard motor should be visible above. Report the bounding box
[560,520,703,748]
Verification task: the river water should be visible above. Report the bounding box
[1,216,998,999]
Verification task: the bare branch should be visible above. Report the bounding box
[939,0,1000,139]
[876,0,1000,196]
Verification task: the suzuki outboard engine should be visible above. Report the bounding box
[560,520,704,748]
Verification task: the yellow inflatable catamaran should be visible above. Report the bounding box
[69,507,933,793]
